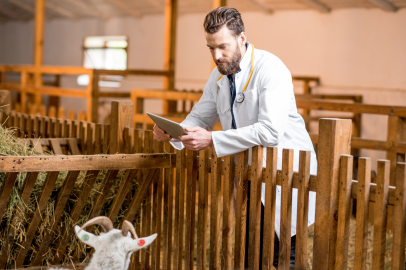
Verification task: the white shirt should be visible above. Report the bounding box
[171,43,317,237]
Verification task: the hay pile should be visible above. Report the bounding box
[0,124,132,267]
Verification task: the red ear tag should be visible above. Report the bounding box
[138,239,145,246]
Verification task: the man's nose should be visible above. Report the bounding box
[213,49,222,61]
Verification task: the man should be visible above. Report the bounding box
[154,7,317,268]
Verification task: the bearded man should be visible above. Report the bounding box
[153,7,317,269]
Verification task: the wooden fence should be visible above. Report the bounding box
[1,118,406,270]
[0,65,173,122]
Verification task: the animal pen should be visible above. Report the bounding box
[0,101,406,270]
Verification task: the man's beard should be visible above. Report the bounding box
[215,45,242,75]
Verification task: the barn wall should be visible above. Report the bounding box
[0,8,405,167]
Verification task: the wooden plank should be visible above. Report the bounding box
[108,169,139,222]
[185,149,197,270]
[162,0,178,113]
[15,171,60,268]
[196,148,209,270]
[143,131,153,270]
[0,90,11,113]
[31,171,81,266]
[50,138,63,155]
[313,119,352,270]
[154,144,163,270]
[210,150,222,270]
[235,150,249,270]
[0,172,18,220]
[387,116,399,186]
[79,121,86,154]
[110,101,134,154]
[372,160,390,270]
[296,99,406,117]
[0,154,174,172]
[174,149,186,270]
[278,149,294,269]
[248,146,264,270]
[87,122,95,155]
[71,120,79,138]
[67,138,81,155]
[64,119,71,138]
[391,162,406,269]
[55,118,63,138]
[103,124,110,154]
[0,172,38,268]
[335,155,353,270]
[294,151,311,270]
[88,170,120,219]
[353,158,371,270]
[27,114,35,138]
[221,153,234,270]
[31,139,44,154]
[95,124,103,154]
[162,142,174,270]
[52,170,100,264]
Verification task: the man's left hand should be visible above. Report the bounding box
[179,126,213,151]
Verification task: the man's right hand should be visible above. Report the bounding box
[153,124,172,142]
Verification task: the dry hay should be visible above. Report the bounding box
[0,124,138,268]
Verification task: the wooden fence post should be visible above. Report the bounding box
[313,118,352,270]
[110,101,134,154]
[0,90,11,114]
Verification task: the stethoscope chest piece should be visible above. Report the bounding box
[236,93,245,103]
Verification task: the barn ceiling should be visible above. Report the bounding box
[0,0,405,22]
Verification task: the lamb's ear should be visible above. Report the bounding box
[130,233,157,252]
[75,225,97,248]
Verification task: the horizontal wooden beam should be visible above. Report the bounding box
[132,89,202,100]
[64,0,110,19]
[366,0,398,12]
[0,153,176,172]
[298,0,331,12]
[7,0,35,13]
[106,0,142,18]
[296,99,406,117]
[94,69,173,76]
[245,0,273,13]
[0,65,92,75]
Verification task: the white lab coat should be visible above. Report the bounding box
[171,43,317,238]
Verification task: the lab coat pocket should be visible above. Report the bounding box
[243,87,259,120]
[217,107,232,130]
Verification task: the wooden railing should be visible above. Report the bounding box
[1,118,406,269]
[0,65,173,122]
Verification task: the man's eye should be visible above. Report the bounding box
[219,46,226,49]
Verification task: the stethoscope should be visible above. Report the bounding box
[217,43,255,103]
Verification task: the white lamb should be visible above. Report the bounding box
[50,216,157,270]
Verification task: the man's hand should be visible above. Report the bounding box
[179,126,213,151]
[153,124,172,142]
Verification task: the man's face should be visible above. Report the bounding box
[205,26,244,75]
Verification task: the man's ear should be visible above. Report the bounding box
[239,32,247,46]
[75,225,97,248]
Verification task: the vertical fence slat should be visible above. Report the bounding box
[294,151,311,270]
[263,147,278,270]
[279,148,294,269]
[72,120,79,139]
[248,146,264,270]
[31,171,81,266]
[335,155,353,270]
[144,131,153,270]
[35,116,41,138]
[210,149,222,270]
[372,160,390,270]
[52,170,101,264]
[313,119,352,270]
[87,122,95,155]
[221,154,234,270]
[31,139,44,154]
[235,150,249,270]
[197,148,209,270]
[95,124,103,154]
[391,162,406,269]
[79,121,87,154]
[50,138,63,155]
[15,171,60,268]
[55,118,63,138]
[354,157,371,270]
[88,170,119,219]
[64,119,71,138]
[153,141,164,270]
[67,138,81,155]
[185,149,197,270]
[103,124,110,154]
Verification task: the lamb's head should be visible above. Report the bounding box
[75,216,157,270]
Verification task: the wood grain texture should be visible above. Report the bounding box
[248,146,263,270]
[391,162,406,269]
[372,160,390,270]
[335,155,353,270]
[210,149,222,270]
[110,101,134,154]
[295,150,311,270]
[313,119,352,270]
[185,149,197,270]
[197,148,209,270]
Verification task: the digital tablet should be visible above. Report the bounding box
[147,112,188,140]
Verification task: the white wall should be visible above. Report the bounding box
[1,8,406,167]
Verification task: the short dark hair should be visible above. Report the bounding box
[203,7,245,36]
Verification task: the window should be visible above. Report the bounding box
[77,36,128,87]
